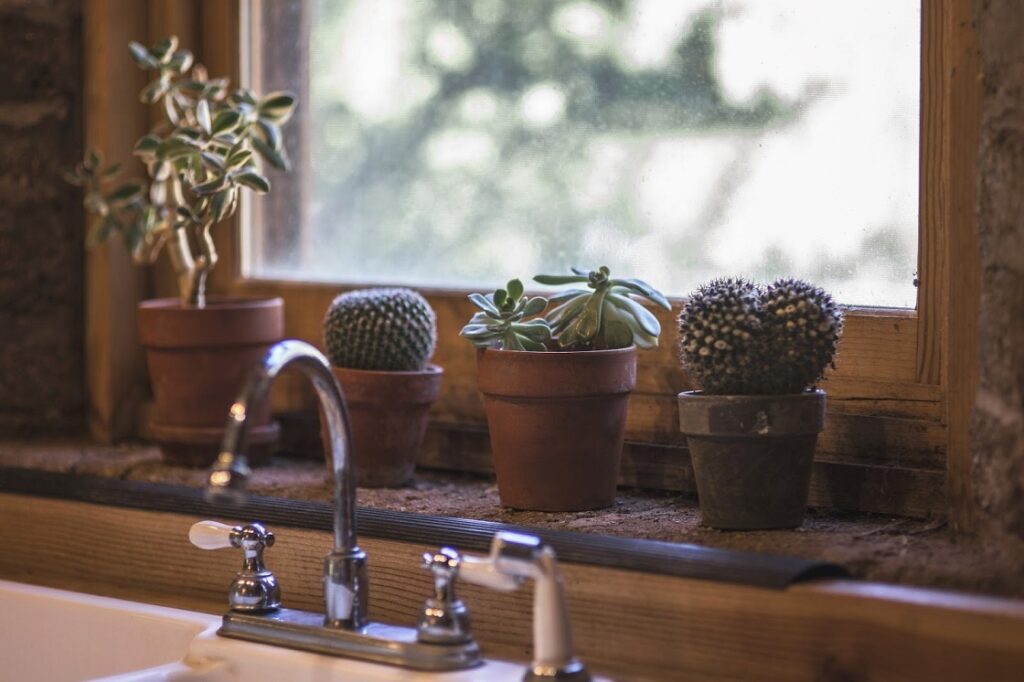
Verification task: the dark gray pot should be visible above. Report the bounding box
[677,390,826,530]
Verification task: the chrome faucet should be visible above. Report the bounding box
[198,339,480,671]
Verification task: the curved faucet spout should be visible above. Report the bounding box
[209,339,368,628]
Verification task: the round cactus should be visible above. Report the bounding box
[678,277,842,395]
[324,288,437,371]
[677,278,764,395]
[759,278,843,394]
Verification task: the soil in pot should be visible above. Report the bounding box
[476,346,636,512]
[677,390,825,530]
[328,365,442,487]
[137,297,284,467]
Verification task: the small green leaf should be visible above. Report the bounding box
[211,109,243,135]
[493,289,507,308]
[533,273,589,285]
[507,279,524,301]
[133,135,161,156]
[167,50,193,74]
[156,136,197,161]
[85,149,102,172]
[251,135,289,171]
[191,178,225,195]
[232,170,270,193]
[140,77,170,104]
[232,89,258,106]
[255,120,282,151]
[211,189,235,222]
[609,278,671,310]
[605,292,661,337]
[150,36,178,61]
[128,42,158,69]
[257,91,297,123]
[521,296,548,316]
[200,151,225,172]
[468,292,500,317]
[106,182,143,205]
[196,99,212,135]
[224,148,252,169]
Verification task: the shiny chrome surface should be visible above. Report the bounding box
[228,522,281,613]
[418,547,473,645]
[206,339,481,671]
[210,339,367,628]
[219,608,481,672]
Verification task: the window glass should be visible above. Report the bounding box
[246,1,920,307]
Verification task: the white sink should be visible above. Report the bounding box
[0,580,584,681]
[0,579,218,681]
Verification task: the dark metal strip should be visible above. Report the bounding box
[0,466,846,588]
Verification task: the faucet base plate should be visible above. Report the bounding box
[218,608,481,671]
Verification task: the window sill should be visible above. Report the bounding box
[2,438,1019,599]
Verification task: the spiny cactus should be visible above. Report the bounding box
[460,279,552,351]
[759,278,843,394]
[324,288,437,371]
[678,277,842,395]
[677,278,764,394]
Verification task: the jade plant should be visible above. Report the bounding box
[65,35,297,308]
[460,267,669,351]
[678,277,843,394]
[324,288,438,371]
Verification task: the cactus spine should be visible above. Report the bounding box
[678,278,842,395]
[324,288,437,371]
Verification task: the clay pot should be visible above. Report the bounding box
[137,297,284,467]
[329,365,442,487]
[677,390,825,530]
[476,346,637,511]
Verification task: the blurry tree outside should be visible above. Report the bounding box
[247,1,920,307]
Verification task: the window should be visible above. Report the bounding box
[244,1,920,307]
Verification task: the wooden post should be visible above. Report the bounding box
[83,0,151,441]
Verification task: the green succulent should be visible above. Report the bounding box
[460,279,552,351]
[533,266,671,350]
[678,277,843,395]
[324,288,437,371]
[65,35,297,308]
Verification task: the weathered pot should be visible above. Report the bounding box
[677,390,825,530]
[137,297,284,467]
[476,346,637,511]
[329,365,442,487]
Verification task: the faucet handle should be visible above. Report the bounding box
[417,547,474,645]
[189,520,281,613]
[189,520,238,549]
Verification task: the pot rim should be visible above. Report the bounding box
[678,388,826,400]
[138,296,284,311]
[331,363,443,377]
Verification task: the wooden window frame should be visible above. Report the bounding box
[85,0,980,526]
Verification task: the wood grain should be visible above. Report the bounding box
[2,495,1022,681]
[83,0,151,442]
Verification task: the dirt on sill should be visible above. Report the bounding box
[2,439,1021,599]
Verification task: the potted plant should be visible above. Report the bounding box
[676,277,843,529]
[66,36,297,465]
[460,268,670,511]
[323,288,441,487]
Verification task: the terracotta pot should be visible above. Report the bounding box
[329,365,442,487]
[137,297,284,467]
[677,390,825,530]
[476,346,637,511]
